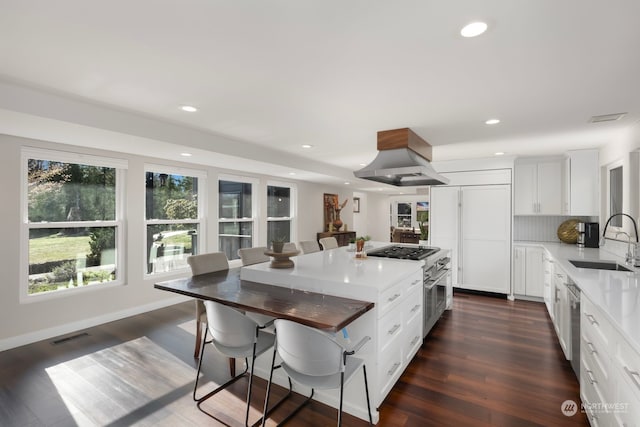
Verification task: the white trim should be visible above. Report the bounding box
[22,146,128,169]
[0,296,189,352]
[20,147,127,303]
[144,162,207,179]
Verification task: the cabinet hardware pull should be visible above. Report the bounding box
[585,313,598,326]
[410,279,420,287]
[410,304,420,313]
[387,362,401,376]
[388,324,401,335]
[410,336,420,346]
[586,341,597,354]
[387,293,401,302]
[624,366,640,391]
[586,369,597,384]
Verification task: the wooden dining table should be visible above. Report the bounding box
[154,267,375,332]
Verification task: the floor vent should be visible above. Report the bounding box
[589,112,627,123]
[51,332,89,345]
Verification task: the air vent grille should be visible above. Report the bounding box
[589,112,627,123]
[51,332,89,345]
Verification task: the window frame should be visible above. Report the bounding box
[218,174,259,261]
[144,163,207,277]
[266,181,297,244]
[20,147,128,303]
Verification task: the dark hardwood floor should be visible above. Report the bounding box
[0,292,588,426]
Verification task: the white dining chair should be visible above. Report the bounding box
[194,301,291,426]
[298,240,321,254]
[262,319,373,426]
[238,247,270,265]
[319,237,339,250]
[187,252,229,359]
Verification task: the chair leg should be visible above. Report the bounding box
[261,348,295,427]
[363,364,373,425]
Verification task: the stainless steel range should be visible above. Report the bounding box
[367,245,451,337]
[366,245,441,260]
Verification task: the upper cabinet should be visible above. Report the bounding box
[514,158,563,215]
[563,149,599,216]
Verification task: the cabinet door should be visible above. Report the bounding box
[513,246,526,295]
[514,163,537,215]
[459,185,511,294]
[525,247,544,297]
[430,186,460,286]
[537,161,562,214]
[568,150,599,216]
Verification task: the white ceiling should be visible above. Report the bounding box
[1,0,639,192]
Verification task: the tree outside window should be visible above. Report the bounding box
[145,170,201,274]
[24,151,124,296]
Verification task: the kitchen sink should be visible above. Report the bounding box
[569,260,633,272]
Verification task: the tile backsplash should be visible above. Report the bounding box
[514,215,598,242]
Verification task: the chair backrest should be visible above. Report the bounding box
[298,240,321,254]
[238,246,270,266]
[274,319,343,377]
[204,300,258,348]
[187,252,229,275]
[283,242,297,252]
[319,237,339,250]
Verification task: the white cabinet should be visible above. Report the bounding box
[552,264,571,360]
[543,251,554,318]
[513,245,544,298]
[514,159,563,215]
[375,269,423,404]
[563,149,599,216]
[431,183,511,294]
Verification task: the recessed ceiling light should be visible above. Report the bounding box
[359,163,367,167]
[461,22,488,38]
[344,182,350,185]
[301,144,313,149]
[288,172,296,176]
[495,152,505,156]
[180,105,198,112]
[180,152,193,157]
[485,119,500,125]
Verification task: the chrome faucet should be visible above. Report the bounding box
[601,213,640,267]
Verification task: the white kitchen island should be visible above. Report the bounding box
[240,243,426,423]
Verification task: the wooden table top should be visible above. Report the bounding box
[154,268,375,332]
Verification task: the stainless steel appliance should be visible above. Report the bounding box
[584,222,600,248]
[567,280,581,380]
[366,245,451,337]
[423,254,451,337]
[366,245,440,260]
[576,222,586,248]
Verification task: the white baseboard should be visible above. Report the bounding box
[0,295,189,352]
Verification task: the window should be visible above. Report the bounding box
[219,177,256,260]
[396,202,412,228]
[267,183,294,244]
[22,148,126,299]
[145,165,205,274]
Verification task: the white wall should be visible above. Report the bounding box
[0,134,356,350]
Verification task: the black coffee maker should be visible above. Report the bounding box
[583,222,600,248]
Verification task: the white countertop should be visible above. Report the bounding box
[517,241,640,355]
[240,242,427,302]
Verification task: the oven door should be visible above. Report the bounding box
[424,268,449,337]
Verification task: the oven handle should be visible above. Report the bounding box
[425,269,449,290]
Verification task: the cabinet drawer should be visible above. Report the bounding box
[404,318,422,364]
[378,309,403,353]
[581,361,614,427]
[582,296,612,349]
[379,280,404,317]
[616,333,640,403]
[404,285,423,326]
[581,330,611,398]
[377,342,403,404]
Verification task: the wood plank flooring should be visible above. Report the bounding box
[0,292,588,426]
